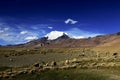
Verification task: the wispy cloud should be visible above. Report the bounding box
[72,36,85,39]
[25,36,38,41]
[20,31,28,34]
[0,22,48,45]
[65,28,102,38]
[48,26,53,29]
[65,18,78,24]
[30,24,50,30]
[0,27,13,42]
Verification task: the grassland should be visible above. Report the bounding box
[0,68,110,80]
[1,68,120,80]
[0,47,120,80]
[0,47,100,67]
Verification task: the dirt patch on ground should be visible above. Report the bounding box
[0,53,80,67]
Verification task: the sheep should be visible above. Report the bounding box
[64,60,69,65]
[113,52,118,58]
[51,61,57,67]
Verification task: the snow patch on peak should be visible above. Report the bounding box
[45,31,68,40]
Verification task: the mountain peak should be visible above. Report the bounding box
[45,31,69,40]
[56,33,70,40]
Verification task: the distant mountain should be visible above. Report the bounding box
[24,33,70,48]
[4,32,120,49]
[45,31,69,40]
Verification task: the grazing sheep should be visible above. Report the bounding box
[72,58,77,62]
[27,49,30,51]
[33,63,40,67]
[60,65,76,70]
[65,60,69,65]
[9,58,13,62]
[2,74,9,78]
[82,52,85,56]
[45,63,49,66]
[51,61,57,66]
[106,52,110,57]
[79,53,85,57]
[28,68,36,74]
[0,72,3,78]
[96,52,100,59]
[113,52,118,58]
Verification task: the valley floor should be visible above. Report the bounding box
[0,48,120,80]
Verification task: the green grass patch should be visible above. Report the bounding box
[0,69,107,80]
[0,67,11,71]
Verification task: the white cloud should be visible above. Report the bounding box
[0,27,13,42]
[30,24,49,30]
[31,26,39,30]
[0,23,42,45]
[4,27,9,31]
[65,28,102,39]
[65,18,78,24]
[45,31,68,40]
[20,31,28,34]
[0,32,15,42]
[25,36,38,41]
[0,20,49,45]
[0,27,9,32]
[0,30,4,33]
[72,36,85,39]
[48,27,53,29]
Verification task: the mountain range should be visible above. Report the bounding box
[6,32,120,51]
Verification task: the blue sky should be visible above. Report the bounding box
[0,0,120,45]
